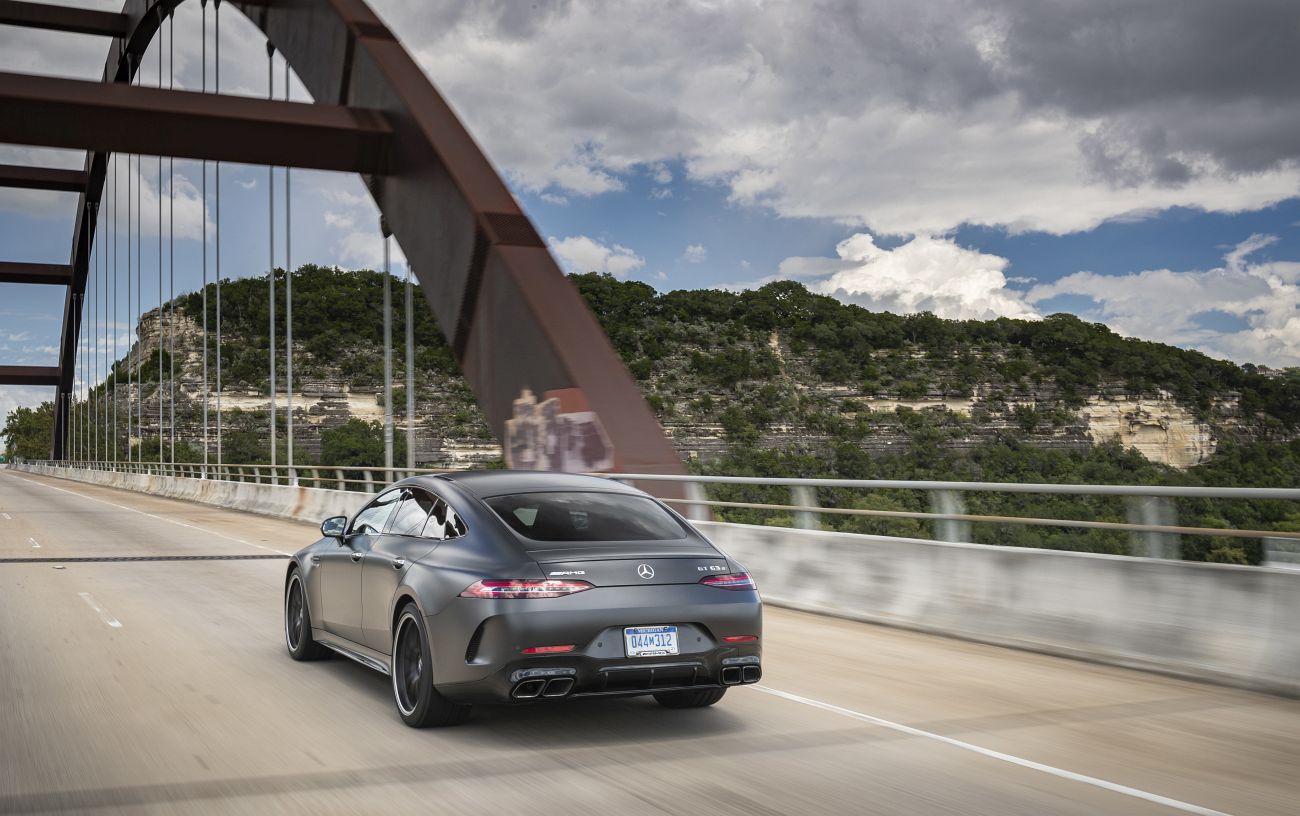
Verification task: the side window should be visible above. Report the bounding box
[349,489,401,536]
[387,489,438,537]
[422,497,469,540]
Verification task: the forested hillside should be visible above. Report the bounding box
[6,266,1298,562]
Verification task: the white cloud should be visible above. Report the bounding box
[336,229,408,271]
[5,1,1297,243]
[540,192,569,205]
[682,244,707,264]
[392,0,1300,236]
[320,187,372,208]
[323,211,355,230]
[1027,234,1300,367]
[767,233,1038,321]
[0,385,55,435]
[97,160,208,241]
[548,235,645,277]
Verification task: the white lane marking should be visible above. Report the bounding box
[4,472,291,556]
[2,512,11,519]
[753,686,1231,816]
[78,592,123,628]
[28,538,40,549]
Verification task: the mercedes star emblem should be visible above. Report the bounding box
[637,563,655,580]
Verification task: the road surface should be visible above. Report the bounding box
[1,468,1297,815]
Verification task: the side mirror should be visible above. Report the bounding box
[321,516,348,539]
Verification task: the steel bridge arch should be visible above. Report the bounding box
[9,0,685,485]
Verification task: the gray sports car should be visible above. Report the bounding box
[284,471,763,727]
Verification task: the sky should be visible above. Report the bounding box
[2,0,1300,426]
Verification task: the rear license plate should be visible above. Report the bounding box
[624,625,679,657]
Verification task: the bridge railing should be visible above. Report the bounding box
[46,459,446,492]
[24,459,1300,566]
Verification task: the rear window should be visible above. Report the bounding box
[485,492,687,542]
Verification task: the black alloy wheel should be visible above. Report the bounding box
[390,603,471,727]
[284,571,328,661]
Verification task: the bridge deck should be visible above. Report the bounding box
[1,469,1295,815]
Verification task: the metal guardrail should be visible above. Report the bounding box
[44,459,446,492]
[22,460,1300,563]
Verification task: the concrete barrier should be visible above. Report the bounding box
[15,463,1300,696]
[699,521,1300,697]
[13,462,360,527]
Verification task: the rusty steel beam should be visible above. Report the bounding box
[0,262,72,285]
[41,0,686,484]
[244,0,690,492]
[0,163,87,193]
[0,1,129,37]
[0,366,61,387]
[0,71,392,174]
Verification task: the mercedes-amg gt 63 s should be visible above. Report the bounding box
[283,471,763,727]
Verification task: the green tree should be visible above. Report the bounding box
[319,418,406,468]
[2,401,55,459]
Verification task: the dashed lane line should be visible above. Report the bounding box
[752,685,1231,816]
[78,592,122,629]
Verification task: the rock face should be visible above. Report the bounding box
[1083,393,1216,468]
[114,308,500,469]
[112,303,1256,471]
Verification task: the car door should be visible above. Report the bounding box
[320,488,400,643]
[360,488,448,652]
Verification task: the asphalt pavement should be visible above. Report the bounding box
[2,468,1297,815]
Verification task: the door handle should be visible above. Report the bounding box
[391,557,406,570]
[351,552,363,563]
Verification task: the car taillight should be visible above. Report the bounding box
[459,579,594,599]
[700,572,756,591]
[723,635,759,643]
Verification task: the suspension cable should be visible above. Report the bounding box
[214,0,222,469]
[285,58,294,480]
[136,62,143,466]
[126,144,133,463]
[158,32,164,465]
[135,63,143,467]
[92,200,98,461]
[200,0,209,473]
[168,9,176,467]
[112,150,118,462]
[405,263,415,469]
[98,197,104,459]
[382,225,393,471]
[267,41,277,474]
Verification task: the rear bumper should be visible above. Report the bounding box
[427,584,762,704]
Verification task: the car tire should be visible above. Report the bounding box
[653,686,728,709]
[391,603,472,727]
[285,570,330,661]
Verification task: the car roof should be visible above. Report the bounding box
[406,470,643,499]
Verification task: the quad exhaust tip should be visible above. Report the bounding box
[512,677,575,699]
[722,665,762,685]
[512,679,547,699]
